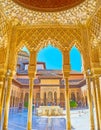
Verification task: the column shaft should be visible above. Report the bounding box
[65,78,71,130]
[92,77,100,130]
[27,78,33,130]
[3,76,12,130]
[87,77,95,130]
[95,76,101,128]
[0,76,4,122]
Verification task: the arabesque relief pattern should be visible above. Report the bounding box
[15,26,82,52]
[0,0,97,25]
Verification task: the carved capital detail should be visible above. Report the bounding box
[91,67,101,75]
[28,65,36,78]
[63,65,70,72]
[63,65,70,78]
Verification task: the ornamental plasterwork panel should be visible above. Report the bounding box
[88,7,101,47]
[0,0,97,25]
[15,25,82,52]
[0,10,8,48]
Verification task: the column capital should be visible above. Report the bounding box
[29,50,37,66]
[28,65,36,78]
[62,49,70,78]
[91,67,101,75]
[84,68,93,77]
[84,66,101,78]
[0,69,6,77]
[63,65,70,78]
[5,69,15,78]
[28,50,37,78]
[63,50,70,65]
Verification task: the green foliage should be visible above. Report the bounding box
[70,100,78,108]
[24,102,28,108]
[24,102,34,110]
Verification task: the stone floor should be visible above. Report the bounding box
[1,108,97,130]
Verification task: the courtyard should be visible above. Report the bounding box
[1,108,97,130]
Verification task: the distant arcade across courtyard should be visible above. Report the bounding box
[9,49,87,110]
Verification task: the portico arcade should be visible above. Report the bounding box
[0,1,101,130]
[0,25,101,130]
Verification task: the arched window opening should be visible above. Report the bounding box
[71,92,76,101]
[54,92,57,105]
[44,92,46,106]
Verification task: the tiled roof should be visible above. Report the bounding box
[16,78,40,85]
[14,77,85,87]
[37,72,62,78]
[17,69,83,75]
[17,69,28,74]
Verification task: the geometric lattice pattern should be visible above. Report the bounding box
[88,7,101,46]
[16,26,82,52]
[0,10,8,48]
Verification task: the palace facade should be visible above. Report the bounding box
[11,51,87,108]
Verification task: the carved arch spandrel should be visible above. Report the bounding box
[0,9,9,48]
[35,38,64,53]
[88,7,101,47]
[16,25,82,52]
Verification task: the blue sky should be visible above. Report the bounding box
[23,45,82,72]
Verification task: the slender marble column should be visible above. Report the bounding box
[87,77,95,130]
[27,77,34,130]
[3,76,12,130]
[92,77,100,130]
[27,50,36,130]
[63,50,71,130]
[95,76,101,129]
[65,77,71,130]
[0,76,4,122]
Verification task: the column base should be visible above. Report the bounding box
[0,107,2,121]
[90,126,95,130]
[66,120,71,130]
[27,128,31,130]
[66,127,71,130]
[3,126,8,130]
[27,122,32,130]
[90,128,95,130]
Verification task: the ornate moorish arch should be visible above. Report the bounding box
[35,38,64,53]
[15,25,82,53]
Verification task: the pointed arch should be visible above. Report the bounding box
[68,40,83,54]
[37,44,62,70]
[36,38,64,53]
[16,40,30,53]
[70,45,82,72]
